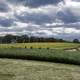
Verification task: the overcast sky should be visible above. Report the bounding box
[0,0,80,40]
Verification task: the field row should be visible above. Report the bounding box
[0,43,79,49]
[0,48,80,65]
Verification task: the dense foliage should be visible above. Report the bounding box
[0,34,67,43]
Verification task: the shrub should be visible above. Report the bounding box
[30,46,33,49]
[46,48,49,49]
[38,47,41,49]
[73,39,79,43]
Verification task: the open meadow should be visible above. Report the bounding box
[0,43,80,65]
[0,42,79,49]
[0,42,80,80]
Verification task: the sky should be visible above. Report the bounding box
[0,0,80,40]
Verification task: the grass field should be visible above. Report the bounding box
[0,43,80,65]
[0,42,80,80]
[0,58,80,80]
[0,42,79,49]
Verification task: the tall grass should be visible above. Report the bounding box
[0,48,80,65]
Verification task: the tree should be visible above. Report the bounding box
[73,39,79,43]
[21,35,29,43]
[2,34,13,43]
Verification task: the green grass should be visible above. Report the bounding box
[0,58,80,80]
[0,42,80,65]
[0,48,80,65]
[0,43,80,79]
[0,42,79,49]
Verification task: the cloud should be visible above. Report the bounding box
[7,0,62,7]
[0,1,10,12]
[0,0,80,40]
[0,17,14,27]
[57,8,79,23]
[15,12,54,25]
[72,0,80,2]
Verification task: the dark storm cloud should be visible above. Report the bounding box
[15,12,54,24]
[24,0,62,7]
[15,7,80,27]
[0,0,80,40]
[7,0,62,7]
[72,0,80,2]
[45,22,80,29]
[0,2,9,12]
[0,18,14,27]
[57,9,79,23]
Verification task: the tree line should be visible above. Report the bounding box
[0,34,79,43]
[0,34,67,43]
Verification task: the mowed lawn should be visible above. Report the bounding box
[0,42,79,49]
[0,58,80,80]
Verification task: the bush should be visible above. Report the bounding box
[30,46,33,49]
[73,39,79,43]
[46,48,49,49]
[38,47,41,49]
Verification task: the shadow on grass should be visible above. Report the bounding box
[0,53,80,65]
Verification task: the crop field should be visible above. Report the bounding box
[0,58,80,80]
[0,42,80,49]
